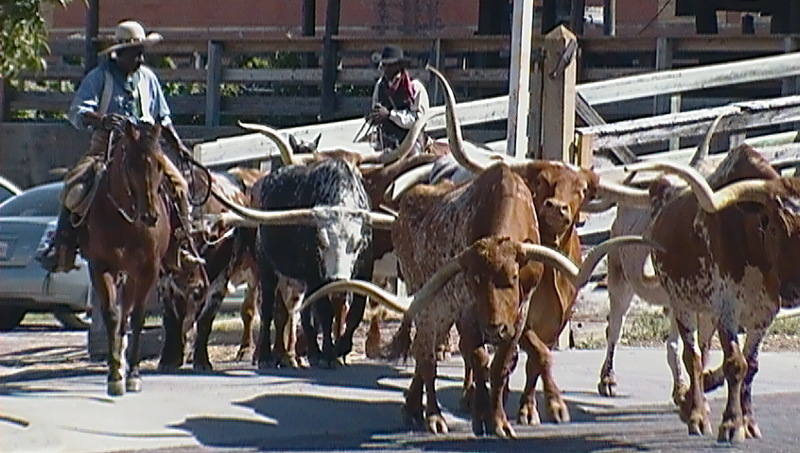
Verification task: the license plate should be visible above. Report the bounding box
[0,240,8,259]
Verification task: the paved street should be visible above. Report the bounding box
[2,325,800,453]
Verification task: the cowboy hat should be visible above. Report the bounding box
[99,20,163,56]
[371,45,412,67]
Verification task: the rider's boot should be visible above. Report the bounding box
[36,207,80,273]
[175,194,205,269]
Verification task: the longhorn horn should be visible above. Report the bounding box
[237,121,297,166]
[359,111,443,165]
[384,162,436,202]
[296,259,463,315]
[210,184,319,225]
[519,235,660,288]
[367,211,396,230]
[689,111,729,168]
[622,161,771,213]
[427,64,487,174]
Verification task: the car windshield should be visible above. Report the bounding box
[0,185,61,217]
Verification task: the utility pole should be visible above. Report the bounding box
[320,0,341,121]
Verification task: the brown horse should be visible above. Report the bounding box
[78,122,174,396]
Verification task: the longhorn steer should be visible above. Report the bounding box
[422,65,614,425]
[615,144,800,444]
[300,162,646,437]
[239,116,442,362]
[597,113,729,403]
[210,128,393,368]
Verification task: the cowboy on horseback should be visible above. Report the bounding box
[365,45,432,157]
[38,20,204,273]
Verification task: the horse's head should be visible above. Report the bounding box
[122,122,165,227]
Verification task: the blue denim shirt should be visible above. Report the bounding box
[68,59,173,131]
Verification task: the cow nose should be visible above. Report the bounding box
[544,199,570,217]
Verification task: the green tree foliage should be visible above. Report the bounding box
[0,0,75,78]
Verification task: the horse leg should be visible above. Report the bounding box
[125,279,152,393]
[92,267,125,396]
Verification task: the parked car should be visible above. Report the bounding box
[0,182,92,331]
[0,175,23,204]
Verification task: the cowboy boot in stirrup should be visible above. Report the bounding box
[36,208,80,273]
[169,188,205,269]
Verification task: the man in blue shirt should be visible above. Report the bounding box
[38,20,203,273]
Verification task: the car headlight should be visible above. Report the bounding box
[37,219,58,252]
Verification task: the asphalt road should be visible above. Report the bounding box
[2,320,800,453]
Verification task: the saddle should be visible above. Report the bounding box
[60,156,106,224]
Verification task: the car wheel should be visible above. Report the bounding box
[0,307,27,331]
[54,310,91,330]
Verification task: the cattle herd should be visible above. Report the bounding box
[99,66,800,445]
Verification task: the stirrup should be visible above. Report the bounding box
[179,249,205,266]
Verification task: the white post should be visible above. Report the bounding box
[507,0,535,158]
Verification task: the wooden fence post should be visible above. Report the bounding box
[320,0,341,121]
[205,40,223,128]
[654,37,680,150]
[507,0,535,158]
[540,25,578,163]
[427,38,443,106]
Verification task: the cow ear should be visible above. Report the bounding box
[289,134,299,152]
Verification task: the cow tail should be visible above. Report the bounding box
[382,316,413,362]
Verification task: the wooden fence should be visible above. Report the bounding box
[6,33,800,126]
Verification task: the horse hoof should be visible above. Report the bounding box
[126,377,142,393]
[108,380,125,396]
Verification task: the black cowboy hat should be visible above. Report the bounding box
[371,45,412,66]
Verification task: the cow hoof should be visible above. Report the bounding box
[193,361,214,373]
[107,380,125,397]
[597,378,617,397]
[671,383,689,407]
[234,347,253,362]
[157,361,181,374]
[517,403,541,425]
[745,417,762,439]
[492,417,517,439]
[279,356,300,369]
[426,414,449,434]
[126,377,142,393]
[688,415,712,436]
[471,418,487,437]
[547,401,571,424]
[257,360,277,370]
[717,422,746,444]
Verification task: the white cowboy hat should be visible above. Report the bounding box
[99,20,163,56]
